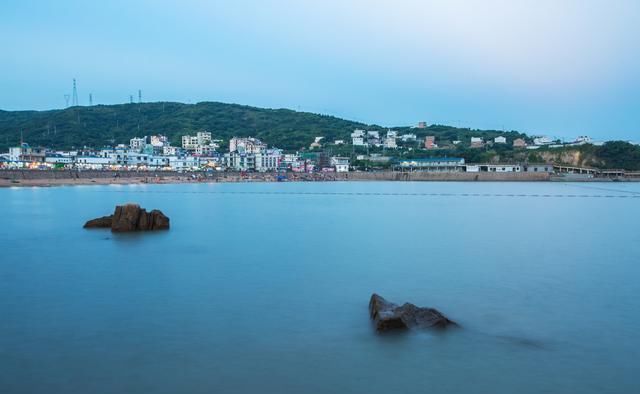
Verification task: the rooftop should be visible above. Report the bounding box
[398,157,464,163]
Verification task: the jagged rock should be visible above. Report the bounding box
[83,215,113,229]
[84,204,170,232]
[369,294,456,332]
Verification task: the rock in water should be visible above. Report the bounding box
[84,204,170,232]
[83,215,113,229]
[369,294,456,332]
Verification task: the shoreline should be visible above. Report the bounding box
[2,169,637,188]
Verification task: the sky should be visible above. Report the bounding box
[1,0,639,140]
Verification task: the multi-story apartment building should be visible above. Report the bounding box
[229,137,267,154]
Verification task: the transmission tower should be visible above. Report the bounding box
[138,89,142,104]
[72,78,79,106]
[129,95,134,104]
[64,94,70,107]
[89,93,93,106]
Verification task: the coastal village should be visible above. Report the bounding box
[0,121,609,176]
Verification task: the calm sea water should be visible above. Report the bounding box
[1,181,639,394]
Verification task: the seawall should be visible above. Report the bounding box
[1,169,552,186]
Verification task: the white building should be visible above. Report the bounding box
[397,157,465,172]
[330,157,350,172]
[169,156,200,171]
[334,140,345,145]
[352,136,366,146]
[224,149,281,172]
[148,156,170,168]
[196,131,212,145]
[75,156,111,166]
[8,144,46,162]
[533,136,553,146]
[182,131,213,150]
[8,147,22,162]
[107,147,169,167]
[255,150,281,172]
[224,152,255,171]
[150,135,168,147]
[351,129,365,138]
[130,137,146,151]
[229,137,266,154]
[195,145,216,156]
[481,164,522,172]
[470,137,484,148]
[494,136,507,144]
[400,134,417,142]
[351,130,367,146]
[182,135,199,150]
[44,155,74,165]
[572,136,592,145]
[383,137,397,149]
[163,146,178,156]
[465,165,480,172]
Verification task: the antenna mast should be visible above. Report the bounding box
[72,78,79,106]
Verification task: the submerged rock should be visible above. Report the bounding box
[84,204,170,232]
[369,294,456,332]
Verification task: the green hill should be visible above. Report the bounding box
[0,101,522,152]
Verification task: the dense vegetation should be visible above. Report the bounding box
[0,101,520,152]
[576,141,640,170]
[0,102,370,151]
[1,102,639,170]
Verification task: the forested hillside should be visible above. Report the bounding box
[0,101,516,151]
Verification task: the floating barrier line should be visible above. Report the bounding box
[84,189,640,199]
[559,183,640,195]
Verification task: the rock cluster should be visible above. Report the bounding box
[369,293,456,332]
[84,204,170,232]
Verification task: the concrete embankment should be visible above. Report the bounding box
[334,172,551,181]
[1,169,554,187]
[1,169,184,181]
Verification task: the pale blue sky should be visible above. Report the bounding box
[1,0,639,140]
